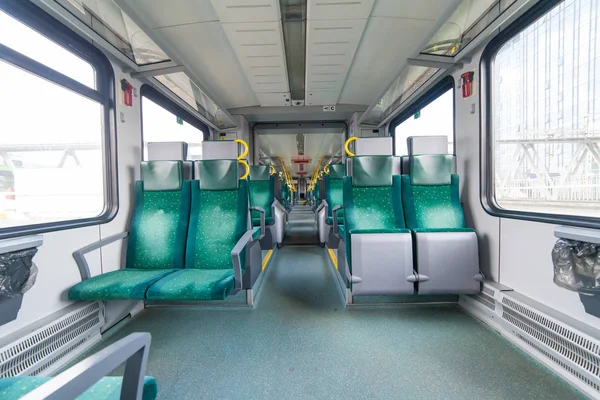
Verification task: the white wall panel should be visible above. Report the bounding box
[370,0,455,20]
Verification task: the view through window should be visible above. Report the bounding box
[492,0,600,218]
[0,9,106,229]
[142,96,205,160]
[394,88,454,156]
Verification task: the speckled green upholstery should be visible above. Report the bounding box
[342,156,407,275]
[249,167,274,227]
[0,376,157,400]
[401,174,467,230]
[325,166,344,225]
[69,161,191,301]
[147,160,249,301]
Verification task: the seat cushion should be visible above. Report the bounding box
[146,269,235,301]
[338,225,346,239]
[68,269,177,301]
[252,217,274,226]
[0,376,157,400]
[252,226,262,240]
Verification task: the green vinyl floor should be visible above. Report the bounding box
[75,207,584,400]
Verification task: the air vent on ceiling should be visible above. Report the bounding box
[0,302,103,378]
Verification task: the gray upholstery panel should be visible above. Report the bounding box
[141,161,183,191]
[194,159,240,190]
[147,141,188,161]
[407,135,448,155]
[352,156,394,187]
[202,141,239,160]
[350,233,414,295]
[250,165,271,181]
[415,231,480,295]
[355,137,393,155]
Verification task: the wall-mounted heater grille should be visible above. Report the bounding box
[460,285,600,399]
[0,302,103,378]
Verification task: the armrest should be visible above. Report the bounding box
[249,206,266,239]
[73,232,129,281]
[316,199,328,214]
[272,199,288,215]
[22,333,151,400]
[332,205,343,238]
[231,229,255,290]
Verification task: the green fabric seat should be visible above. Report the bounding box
[0,376,157,400]
[146,269,235,301]
[248,165,274,227]
[147,159,249,301]
[401,155,467,231]
[252,226,261,240]
[68,269,176,301]
[325,164,345,226]
[69,161,191,301]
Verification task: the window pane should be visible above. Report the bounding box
[0,10,96,88]
[0,60,104,228]
[492,0,600,218]
[142,96,205,160]
[394,88,454,155]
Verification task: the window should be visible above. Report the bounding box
[392,79,454,156]
[484,0,600,225]
[0,2,115,238]
[141,86,208,160]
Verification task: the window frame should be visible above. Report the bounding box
[140,84,210,161]
[389,76,456,156]
[480,0,600,229]
[0,0,117,239]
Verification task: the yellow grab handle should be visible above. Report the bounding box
[269,165,276,176]
[234,139,249,160]
[239,160,250,179]
[323,164,330,175]
[344,137,357,157]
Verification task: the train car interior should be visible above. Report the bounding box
[1,0,600,398]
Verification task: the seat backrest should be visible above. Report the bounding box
[343,156,406,232]
[401,154,466,229]
[325,164,345,220]
[147,141,193,180]
[126,161,191,270]
[248,165,274,225]
[186,159,248,270]
[402,136,454,175]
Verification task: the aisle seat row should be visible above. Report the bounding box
[69,159,263,302]
[317,164,345,248]
[333,136,481,296]
[248,165,287,249]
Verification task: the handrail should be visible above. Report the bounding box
[344,137,358,157]
[234,139,249,160]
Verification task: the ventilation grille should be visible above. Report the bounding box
[0,302,103,377]
[501,297,600,390]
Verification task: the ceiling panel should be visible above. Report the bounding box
[256,92,291,106]
[210,0,280,23]
[125,0,218,29]
[155,22,258,109]
[338,17,434,106]
[370,0,456,20]
[308,0,375,20]
[306,91,340,106]
[222,21,290,96]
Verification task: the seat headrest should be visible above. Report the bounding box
[194,159,240,190]
[141,161,183,191]
[410,154,453,186]
[249,165,271,181]
[328,164,345,179]
[407,136,448,156]
[202,141,239,160]
[147,141,188,161]
[355,137,393,156]
[352,156,394,187]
